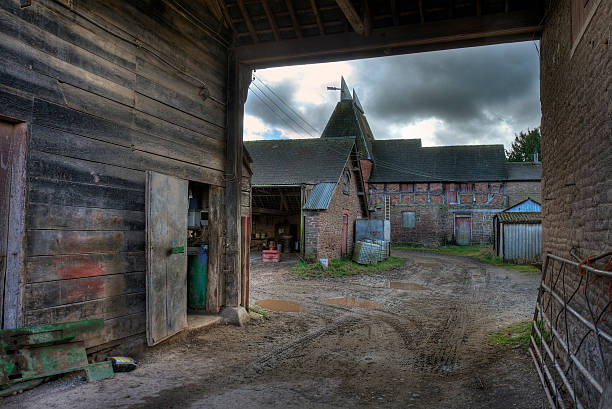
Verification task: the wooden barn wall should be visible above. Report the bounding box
[0,0,230,348]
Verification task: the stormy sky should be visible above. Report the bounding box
[244,41,541,149]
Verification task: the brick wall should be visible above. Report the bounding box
[304,160,364,260]
[315,163,363,260]
[540,2,611,404]
[304,211,319,259]
[505,181,542,207]
[369,181,530,245]
[541,0,611,260]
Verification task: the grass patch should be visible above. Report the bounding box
[392,244,540,273]
[248,304,269,319]
[290,256,406,278]
[489,320,550,348]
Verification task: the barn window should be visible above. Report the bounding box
[402,211,416,228]
[342,169,350,195]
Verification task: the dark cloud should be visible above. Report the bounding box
[245,42,541,146]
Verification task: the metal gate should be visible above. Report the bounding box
[530,253,612,409]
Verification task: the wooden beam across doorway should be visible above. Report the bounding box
[236,10,543,68]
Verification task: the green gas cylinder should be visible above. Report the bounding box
[188,244,208,310]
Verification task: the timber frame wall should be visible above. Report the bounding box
[0,0,249,350]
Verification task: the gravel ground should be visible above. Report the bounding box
[4,249,547,408]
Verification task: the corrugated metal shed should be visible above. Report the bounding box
[501,223,542,263]
[504,198,541,213]
[303,183,336,210]
[494,210,542,263]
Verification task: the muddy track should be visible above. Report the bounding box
[4,250,546,409]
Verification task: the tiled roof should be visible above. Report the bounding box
[369,141,506,182]
[495,212,541,224]
[504,162,542,181]
[244,138,354,186]
[303,183,336,210]
[321,101,374,160]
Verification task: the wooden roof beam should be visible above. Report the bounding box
[236,0,259,43]
[391,0,399,26]
[418,0,425,23]
[335,0,365,35]
[309,0,326,36]
[236,9,544,67]
[285,0,302,38]
[363,0,372,36]
[261,0,280,41]
[216,0,237,33]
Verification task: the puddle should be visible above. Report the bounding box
[387,281,428,291]
[324,297,382,309]
[255,299,305,312]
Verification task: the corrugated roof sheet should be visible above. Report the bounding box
[244,138,354,186]
[369,141,506,182]
[303,183,337,210]
[496,212,541,224]
[504,162,542,181]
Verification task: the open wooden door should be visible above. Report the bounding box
[146,171,188,346]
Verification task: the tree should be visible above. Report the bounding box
[506,128,541,162]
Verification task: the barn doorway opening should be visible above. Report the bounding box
[251,186,303,257]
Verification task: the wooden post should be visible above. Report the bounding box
[223,50,251,323]
[206,185,224,313]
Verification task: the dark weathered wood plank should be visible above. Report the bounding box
[0,86,33,122]
[0,32,134,106]
[25,292,145,326]
[0,0,137,71]
[32,100,226,175]
[81,312,146,348]
[26,230,145,256]
[27,252,145,283]
[134,74,226,129]
[28,203,145,231]
[28,178,145,211]
[0,60,64,105]
[0,7,136,89]
[30,124,224,186]
[28,149,144,190]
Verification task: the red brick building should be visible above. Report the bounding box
[245,138,368,260]
[320,79,542,246]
